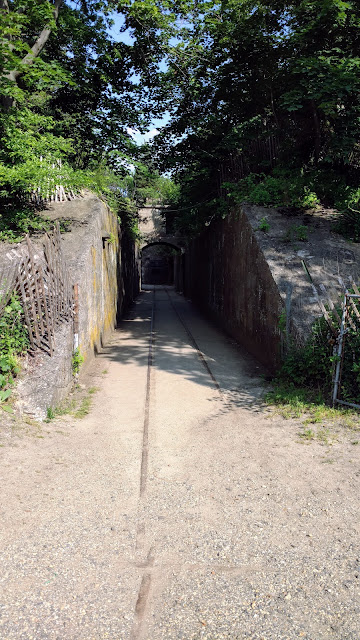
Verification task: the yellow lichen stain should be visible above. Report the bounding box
[103,307,115,333]
[101,214,119,333]
[91,246,98,293]
[82,213,120,358]
[90,325,101,350]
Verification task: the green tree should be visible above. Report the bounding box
[0,0,156,235]
[1,0,360,239]
[144,0,360,235]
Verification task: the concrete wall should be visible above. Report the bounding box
[138,205,166,240]
[61,197,139,366]
[15,194,139,418]
[184,207,284,371]
[242,204,360,347]
[174,252,185,293]
[184,203,360,372]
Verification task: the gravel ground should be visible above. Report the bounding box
[0,288,359,639]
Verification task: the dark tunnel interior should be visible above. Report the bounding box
[141,244,179,285]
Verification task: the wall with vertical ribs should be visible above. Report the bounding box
[14,194,140,419]
[184,202,360,373]
[184,207,284,372]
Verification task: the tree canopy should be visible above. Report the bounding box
[1,0,360,239]
[148,0,360,235]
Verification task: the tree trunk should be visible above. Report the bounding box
[0,0,63,109]
[311,99,321,164]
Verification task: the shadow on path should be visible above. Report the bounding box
[98,287,267,410]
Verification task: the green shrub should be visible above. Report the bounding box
[275,305,360,405]
[72,348,84,376]
[339,319,360,404]
[0,295,29,405]
[222,166,360,245]
[283,224,309,242]
[223,169,320,209]
[0,164,133,242]
[277,316,334,393]
[258,217,270,232]
[335,188,360,242]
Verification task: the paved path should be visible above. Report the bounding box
[0,287,359,639]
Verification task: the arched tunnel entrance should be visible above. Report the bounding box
[141,242,182,287]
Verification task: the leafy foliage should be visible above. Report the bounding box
[274,308,360,406]
[340,311,360,405]
[142,0,360,237]
[0,0,161,237]
[223,170,319,209]
[0,294,29,408]
[72,347,84,376]
[278,317,335,392]
[1,0,360,241]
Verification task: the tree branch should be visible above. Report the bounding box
[9,0,63,82]
[0,0,10,12]
[0,0,15,57]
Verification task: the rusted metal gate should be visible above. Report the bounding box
[332,288,360,410]
[301,262,359,409]
[0,223,73,356]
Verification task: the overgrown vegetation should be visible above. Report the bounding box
[0,294,29,411]
[45,385,98,422]
[146,0,360,238]
[277,317,335,394]
[266,303,360,416]
[224,170,320,211]
[71,348,84,376]
[2,1,358,241]
[0,0,177,242]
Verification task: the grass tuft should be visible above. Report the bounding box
[266,384,360,434]
[73,396,92,419]
[44,386,96,422]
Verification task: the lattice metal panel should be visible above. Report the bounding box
[0,223,73,356]
[0,264,18,315]
[332,290,360,410]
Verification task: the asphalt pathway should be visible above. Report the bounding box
[0,287,359,639]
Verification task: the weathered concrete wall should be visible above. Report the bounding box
[184,204,360,372]
[243,205,360,346]
[174,252,185,292]
[184,208,284,371]
[139,205,166,241]
[10,194,139,418]
[17,323,74,420]
[59,196,137,366]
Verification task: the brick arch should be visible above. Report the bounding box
[141,240,182,254]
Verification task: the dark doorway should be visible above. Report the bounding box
[141,244,179,286]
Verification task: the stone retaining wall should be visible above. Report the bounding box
[184,204,360,372]
[184,208,284,371]
[13,194,139,418]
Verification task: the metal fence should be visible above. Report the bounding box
[0,223,73,356]
[301,262,360,409]
[218,134,280,193]
[29,158,80,204]
[30,185,78,204]
[332,288,360,410]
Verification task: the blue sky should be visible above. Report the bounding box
[66,3,171,145]
[108,13,171,146]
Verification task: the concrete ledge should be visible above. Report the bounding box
[184,204,360,372]
[1,194,139,419]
